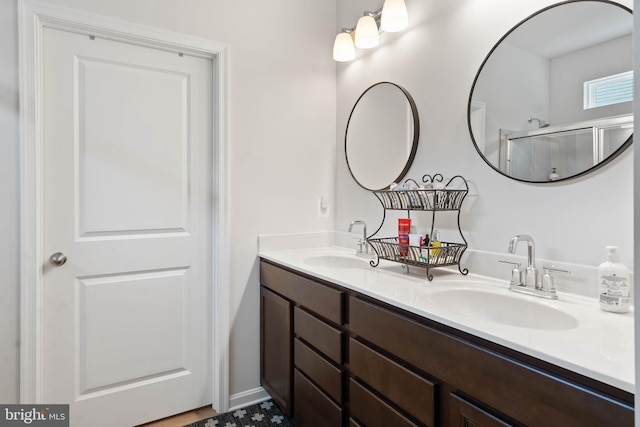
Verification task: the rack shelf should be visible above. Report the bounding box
[367,174,469,280]
[373,188,467,211]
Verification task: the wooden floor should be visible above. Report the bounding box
[138,406,217,427]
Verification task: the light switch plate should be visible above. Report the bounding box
[317,195,330,218]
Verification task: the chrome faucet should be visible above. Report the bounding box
[508,234,538,288]
[505,234,559,299]
[349,220,368,255]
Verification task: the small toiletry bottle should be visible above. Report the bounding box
[419,234,430,262]
[398,218,411,256]
[430,230,441,257]
[398,218,411,236]
[598,246,630,313]
[549,167,559,181]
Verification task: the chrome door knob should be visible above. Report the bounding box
[50,252,67,267]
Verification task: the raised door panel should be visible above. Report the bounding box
[78,270,187,392]
[260,287,292,417]
[77,57,188,235]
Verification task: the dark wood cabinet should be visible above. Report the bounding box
[260,259,634,427]
[259,287,292,417]
[349,295,634,426]
[260,260,346,425]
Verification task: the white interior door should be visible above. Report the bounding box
[42,27,213,427]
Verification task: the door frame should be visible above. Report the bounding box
[18,0,231,412]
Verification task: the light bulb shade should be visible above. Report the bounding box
[333,32,355,62]
[381,0,408,32]
[354,15,379,49]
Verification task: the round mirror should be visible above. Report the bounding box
[346,82,419,190]
[468,0,633,183]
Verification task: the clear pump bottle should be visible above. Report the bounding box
[598,246,630,313]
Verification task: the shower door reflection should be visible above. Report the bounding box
[500,115,633,181]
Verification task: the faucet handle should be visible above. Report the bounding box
[541,266,570,292]
[542,266,571,275]
[499,260,522,286]
[498,260,521,267]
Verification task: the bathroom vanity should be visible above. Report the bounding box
[259,247,634,427]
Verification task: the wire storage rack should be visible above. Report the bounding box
[367,174,470,280]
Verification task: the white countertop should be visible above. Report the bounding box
[259,245,635,393]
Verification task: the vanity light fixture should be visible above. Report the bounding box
[355,14,380,49]
[333,0,408,62]
[381,0,409,32]
[333,30,356,62]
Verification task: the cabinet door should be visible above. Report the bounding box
[260,287,292,417]
[450,394,516,427]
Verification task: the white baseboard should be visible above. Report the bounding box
[228,387,270,411]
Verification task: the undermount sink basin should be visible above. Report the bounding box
[303,254,371,269]
[429,288,579,330]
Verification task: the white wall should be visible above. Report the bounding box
[0,0,20,404]
[0,0,336,403]
[336,0,633,273]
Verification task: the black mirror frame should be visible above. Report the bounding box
[467,0,633,184]
[345,82,420,191]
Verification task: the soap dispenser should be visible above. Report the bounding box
[598,246,630,313]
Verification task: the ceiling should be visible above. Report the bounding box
[504,1,632,59]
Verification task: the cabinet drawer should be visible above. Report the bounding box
[450,394,516,427]
[349,338,435,426]
[349,296,434,369]
[260,261,344,324]
[295,338,342,403]
[294,369,342,427]
[349,379,417,427]
[294,307,342,363]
